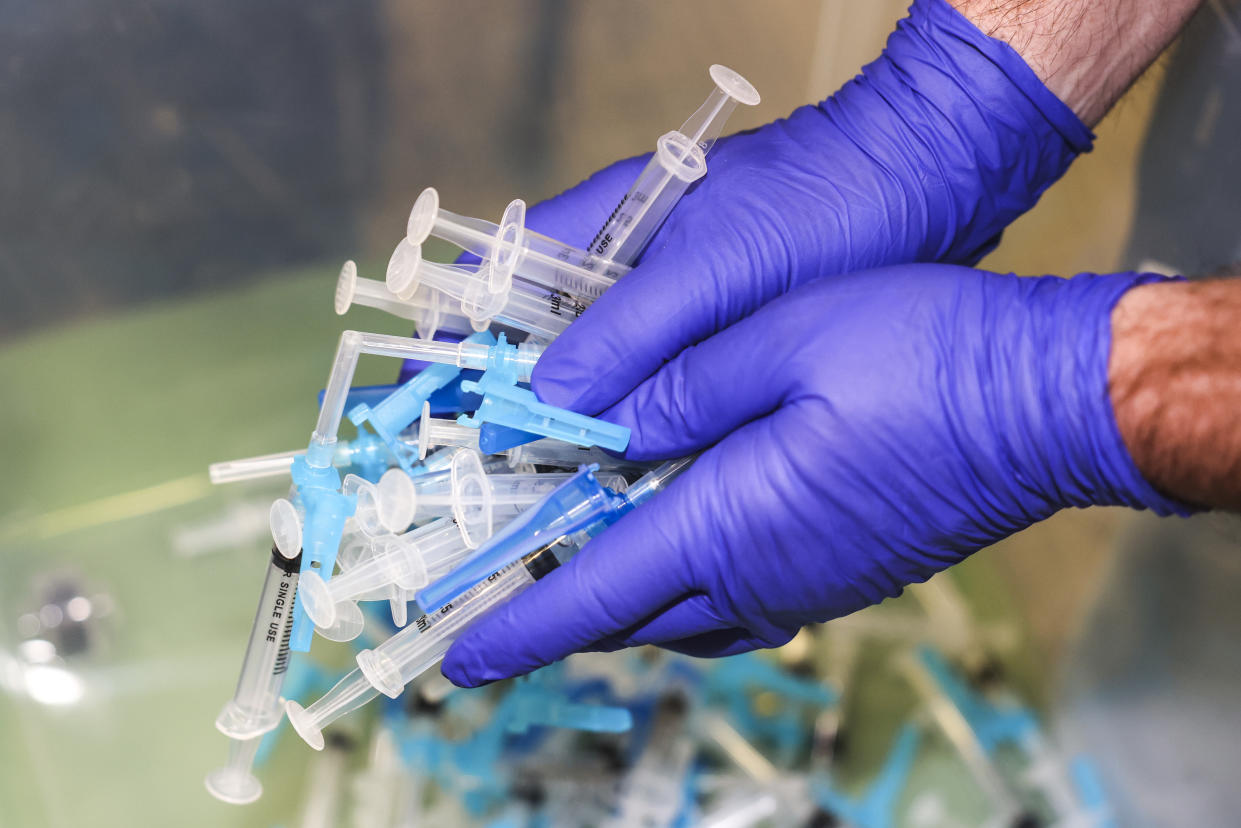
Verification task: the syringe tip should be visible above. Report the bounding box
[285,700,326,751]
[709,64,760,106]
[204,766,263,805]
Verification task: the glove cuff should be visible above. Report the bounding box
[810,0,1095,268]
[909,0,1094,154]
[1018,271,1196,517]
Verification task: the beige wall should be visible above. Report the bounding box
[366,1,910,250]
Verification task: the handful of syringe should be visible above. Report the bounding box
[340,63,760,343]
[204,63,757,804]
[285,457,693,750]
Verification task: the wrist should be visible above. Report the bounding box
[1109,277,1241,510]
[951,0,1200,126]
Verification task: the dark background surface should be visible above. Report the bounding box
[0,1,388,337]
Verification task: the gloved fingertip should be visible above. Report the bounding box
[529,368,586,411]
[440,668,494,689]
[440,642,506,688]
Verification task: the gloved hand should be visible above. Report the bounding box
[442,264,1192,686]
[523,0,1094,416]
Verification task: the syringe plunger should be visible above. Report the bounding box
[204,736,264,805]
[286,667,381,751]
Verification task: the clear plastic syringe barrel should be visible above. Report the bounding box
[204,735,264,805]
[448,448,582,548]
[459,275,582,340]
[587,130,706,266]
[356,544,563,697]
[285,545,563,746]
[387,239,490,304]
[473,470,576,505]
[285,667,380,751]
[405,188,629,298]
[400,516,475,572]
[590,64,759,266]
[386,239,577,339]
[215,545,301,740]
[407,476,521,532]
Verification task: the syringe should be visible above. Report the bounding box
[412,448,582,545]
[286,542,569,749]
[588,64,759,265]
[350,454,506,532]
[311,330,543,467]
[291,330,544,652]
[347,331,494,474]
[356,542,563,699]
[297,519,474,631]
[341,472,415,536]
[330,511,496,630]
[414,464,627,611]
[404,187,630,298]
[205,505,303,804]
[604,692,696,827]
[417,454,692,611]
[416,402,481,459]
[333,259,474,339]
[208,431,398,485]
[386,239,585,341]
[214,531,302,740]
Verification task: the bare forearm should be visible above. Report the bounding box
[953,0,1201,125]
[1109,277,1241,511]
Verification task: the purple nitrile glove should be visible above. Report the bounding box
[521,0,1093,417]
[442,264,1193,686]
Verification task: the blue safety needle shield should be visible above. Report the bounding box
[457,374,630,453]
[416,464,624,610]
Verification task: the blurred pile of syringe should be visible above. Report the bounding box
[199,64,1116,826]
